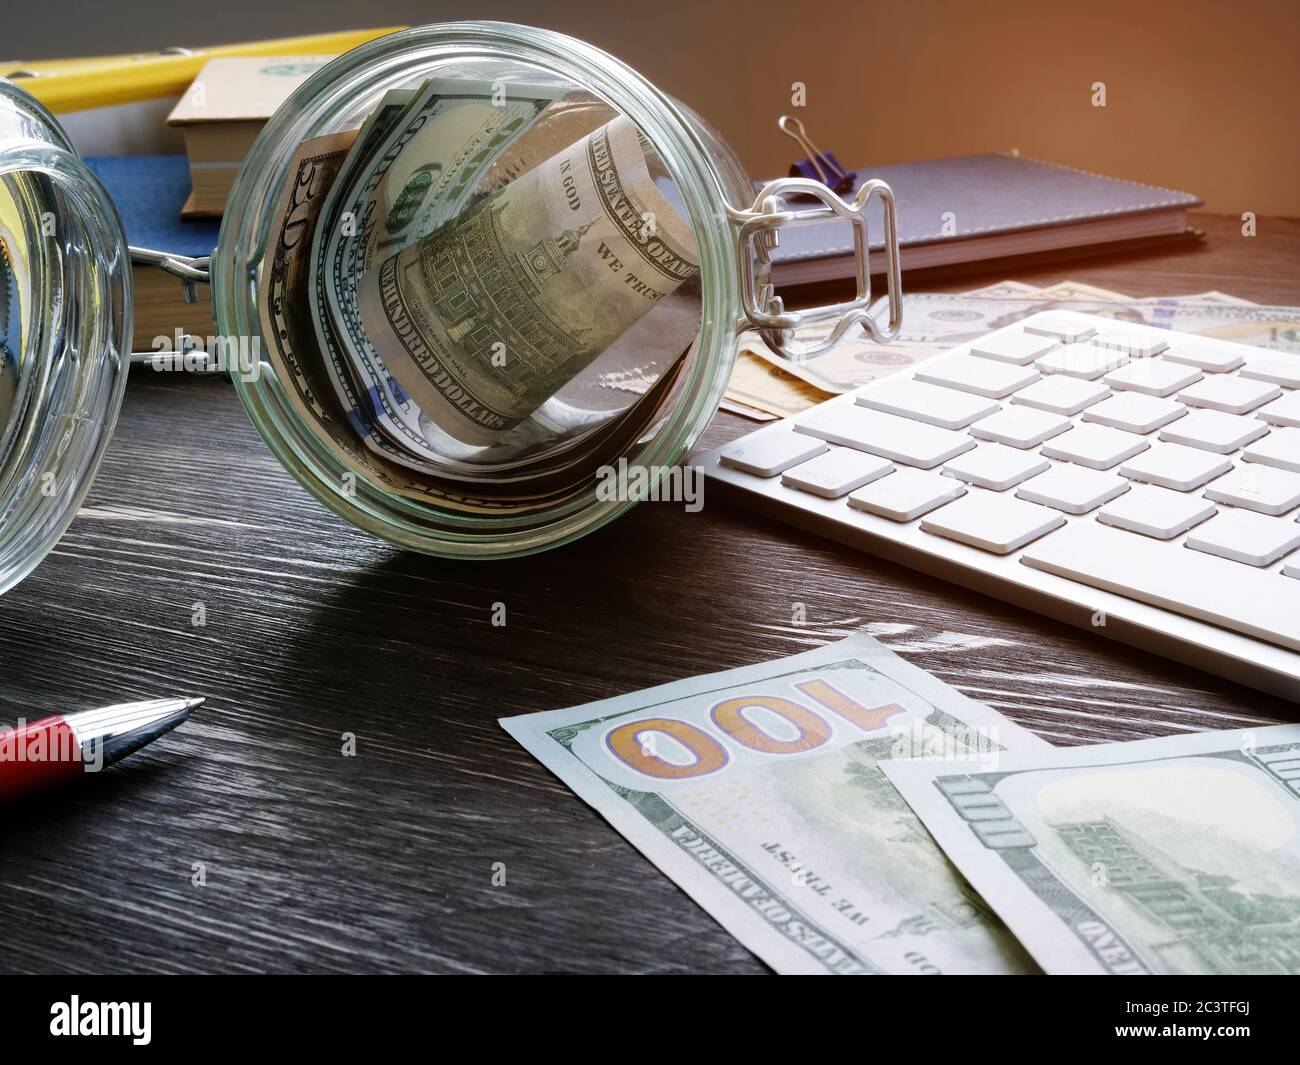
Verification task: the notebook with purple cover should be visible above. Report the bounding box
[767,153,1202,284]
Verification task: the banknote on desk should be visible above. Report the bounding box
[730,281,1281,411]
[502,631,1050,974]
[883,724,1300,975]
[891,292,1300,353]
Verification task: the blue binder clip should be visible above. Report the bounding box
[780,115,856,194]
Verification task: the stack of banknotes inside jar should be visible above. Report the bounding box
[258,77,704,510]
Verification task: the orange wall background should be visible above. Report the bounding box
[597,0,1299,217]
[11,0,1299,215]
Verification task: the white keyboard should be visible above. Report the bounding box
[701,310,1300,701]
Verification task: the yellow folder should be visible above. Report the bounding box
[2,28,404,113]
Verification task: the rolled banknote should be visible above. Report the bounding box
[358,114,699,445]
[0,180,27,362]
[0,181,32,437]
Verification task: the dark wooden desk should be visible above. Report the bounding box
[1,213,1297,974]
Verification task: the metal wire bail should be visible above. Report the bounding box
[728,176,902,362]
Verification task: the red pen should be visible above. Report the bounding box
[0,697,202,801]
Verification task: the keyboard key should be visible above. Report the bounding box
[1011,376,1110,416]
[1242,426,1300,474]
[794,405,975,469]
[1185,509,1300,567]
[1157,409,1269,453]
[1103,359,1202,397]
[942,444,1050,491]
[1015,465,1129,514]
[781,448,894,498]
[719,431,827,476]
[1239,358,1300,390]
[914,355,1040,399]
[1119,443,1233,491]
[855,379,999,429]
[1258,391,1300,428]
[1163,342,1245,373]
[847,470,966,522]
[1082,393,1186,434]
[1098,484,1217,539]
[921,492,1065,554]
[1204,464,1300,516]
[1041,424,1150,470]
[1177,375,1281,414]
[1036,343,1129,380]
[1089,331,1168,357]
[969,331,1058,365]
[1022,315,1096,343]
[968,407,1071,448]
[1285,562,1300,581]
[1021,521,1300,653]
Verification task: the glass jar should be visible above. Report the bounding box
[0,80,130,594]
[0,21,898,583]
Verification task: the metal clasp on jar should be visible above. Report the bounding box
[728,176,902,362]
[126,245,220,370]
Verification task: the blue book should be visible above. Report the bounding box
[85,154,220,258]
[84,155,219,348]
[766,153,1202,284]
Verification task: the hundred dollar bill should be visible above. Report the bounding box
[0,180,28,367]
[734,282,1276,406]
[743,332,946,395]
[960,279,1044,299]
[256,130,604,516]
[313,81,566,468]
[306,87,673,481]
[359,113,700,445]
[1032,279,1129,302]
[360,90,612,272]
[0,231,19,438]
[1176,289,1257,305]
[724,350,834,419]
[502,631,1050,974]
[890,292,1300,353]
[883,724,1300,975]
[732,281,1040,402]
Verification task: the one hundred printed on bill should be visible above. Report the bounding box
[883,724,1300,975]
[502,631,1050,974]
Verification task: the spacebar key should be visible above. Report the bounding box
[1020,521,1300,652]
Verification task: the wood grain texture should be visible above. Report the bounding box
[0,213,1296,974]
